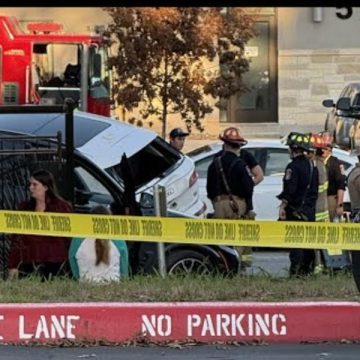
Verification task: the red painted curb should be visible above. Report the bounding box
[0,302,359,344]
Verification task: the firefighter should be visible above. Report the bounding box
[277,132,319,277]
[213,127,264,271]
[320,131,346,221]
[206,127,254,221]
[307,133,329,274]
[347,155,360,219]
[308,133,329,222]
[319,131,351,274]
[347,153,360,291]
[169,128,189,152]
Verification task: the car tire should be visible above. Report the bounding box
[166,249,216,275]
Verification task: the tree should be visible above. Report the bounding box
[104,7,257,138]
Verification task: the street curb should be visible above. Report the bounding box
[0,302,359,344]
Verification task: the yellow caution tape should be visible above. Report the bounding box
[1,210,360,251]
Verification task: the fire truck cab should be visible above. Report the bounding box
[0,16,111,116]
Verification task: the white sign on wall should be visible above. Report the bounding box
[245,46,259,58]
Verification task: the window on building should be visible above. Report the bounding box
[222,9,278,124]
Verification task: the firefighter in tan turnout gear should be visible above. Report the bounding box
[206,127,254,220]
[307,133,329,274]
[212,128,264,272]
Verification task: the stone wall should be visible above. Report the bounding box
[278,49,360,135]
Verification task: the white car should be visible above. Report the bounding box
[188,139,357,220]
[0,111,206,218]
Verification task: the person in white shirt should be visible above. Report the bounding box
[69,205,129,283]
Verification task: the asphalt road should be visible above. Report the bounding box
[1,344,360,359]
[246,250,290,277]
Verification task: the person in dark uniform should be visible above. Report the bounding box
[207,127,254,220]
[277,132,319,277]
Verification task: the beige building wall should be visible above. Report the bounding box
[116,105,220,141]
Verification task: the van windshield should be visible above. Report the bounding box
[106,137,181,189]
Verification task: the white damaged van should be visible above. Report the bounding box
[0,111,206,217]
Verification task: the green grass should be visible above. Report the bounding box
[0,272,358,303]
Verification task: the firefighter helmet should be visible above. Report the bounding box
[309,133,327,151]
[319,131,334,148]
[286,132,311,151]
[219,127,247,146]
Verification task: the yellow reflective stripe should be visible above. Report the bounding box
[314,264,324,274]
[316,212,330,221]
[240,254,253,261]
[316,214,329,221]
[327,248,343,256]
[318,181,329,193]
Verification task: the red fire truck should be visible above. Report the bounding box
[0,16,111,116]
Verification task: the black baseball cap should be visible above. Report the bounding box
[169,128,189,138]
